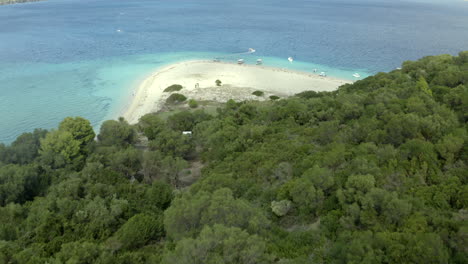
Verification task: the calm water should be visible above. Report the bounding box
[0,0,467,143]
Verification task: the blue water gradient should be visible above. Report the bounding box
[0,0,467,143]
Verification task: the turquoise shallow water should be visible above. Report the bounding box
[0,51,370,143]
[1,0,467,143]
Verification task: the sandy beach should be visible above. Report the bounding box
[121,60,351,124]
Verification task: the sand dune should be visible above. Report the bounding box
[121,60,351,124]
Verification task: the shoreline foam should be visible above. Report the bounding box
[121,60,352,124]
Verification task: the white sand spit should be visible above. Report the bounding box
[121,60,351,124]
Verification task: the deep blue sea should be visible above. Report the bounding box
[0,0,467,143]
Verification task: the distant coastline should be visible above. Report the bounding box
[121,60,352,124]
[0,0,43,5]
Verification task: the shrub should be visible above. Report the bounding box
[188,99,198,108]
[215,80,222,86]
[110,213,164,251]
[166,93,187,104]
[164,84,183,93]
[252,90,264,97]
[269,95,280,100]
[296,90,323,99]
[271,200,292,216]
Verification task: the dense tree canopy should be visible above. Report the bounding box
[162,225,272,264]
[0,52,466,263]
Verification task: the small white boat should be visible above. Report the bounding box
[319,72,326,77]
[238,59,245,65]
[396,67,402,70]
[249,48,256,53]
[288,57,294,63]
[353,73,361,78]
[256,59,263,65]
[116,29,122,33]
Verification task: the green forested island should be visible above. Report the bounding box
[0,52,467,263]
[0,0,42,5]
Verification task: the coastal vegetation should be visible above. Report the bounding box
[215,79,222,86]
[165,93,187,104]
[188,99,198,108]
[163,84,183,93]
[270,95,280,100]
[252,90,265,96]
[0,52,467,263]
